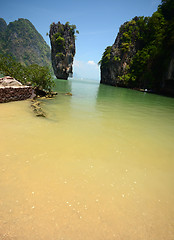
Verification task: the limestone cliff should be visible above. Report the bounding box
[0,18,7,33]
[100,17,141,87]
[0,18,51,67]
[162,52,174,95]
[100,0,174,96]
[49,22,77,80]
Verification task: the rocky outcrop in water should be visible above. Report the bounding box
[100,17,141,87]
[49,22,77,80]
[100,0,174,96]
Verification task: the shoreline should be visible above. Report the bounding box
[100,82,174,98]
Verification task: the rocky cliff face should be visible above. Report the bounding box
[0,18,51,67]
[100,2,174,96]
[49,22,76,80]
[167,53,174,80]
[162,52,174,95]
[0,18,7,55]
[0,18,7,33]
[100,17,141,87]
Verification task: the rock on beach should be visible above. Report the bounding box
[0,76,33,103]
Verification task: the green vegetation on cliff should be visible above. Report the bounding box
[100,0,174,95]
[0,18,51,67]
[49,21,78,79]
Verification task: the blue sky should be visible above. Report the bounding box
[1,0,161,80]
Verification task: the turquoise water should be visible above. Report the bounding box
[0,78,174,240]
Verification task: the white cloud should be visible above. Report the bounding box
[87,60,96,65]
[73,59,100,80]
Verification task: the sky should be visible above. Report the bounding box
[1,0,161,80]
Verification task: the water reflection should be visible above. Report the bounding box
[43,78,100,122]
[54,78,72,93]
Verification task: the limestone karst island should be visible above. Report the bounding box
[0,0,174,240]
[49,21,77,80]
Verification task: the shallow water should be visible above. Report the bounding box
[0,79,174,240]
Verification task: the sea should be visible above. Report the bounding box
[0,78,174,240]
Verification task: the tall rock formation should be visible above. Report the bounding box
[100,17,141,87]
[49,21,76,80]
[100,0,174,96]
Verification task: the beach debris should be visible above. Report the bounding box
[34,87,58,98]
[31,99,46,117]
[65,92,72,96]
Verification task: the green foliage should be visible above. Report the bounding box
[26,64,54,91]
[127,4,169,88]
[70,24,76,30]
[100,46,112,65]
[52,32,65,52]
[63,22,78,35]
[113,56,121,62]
[122,32,131,42]
[57,24,64,34]
[69,44,74,50]
[0,54,54,91]
[53,32,61,39]
[55,36,65,45]
[119,17,144,53]
[101,0,174,90]
[121,42,130,52]
[56,52,65,58]
[160,0,174,21]
[100,47,121,66]
[118,74,131,83]
[129,20,136,25]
